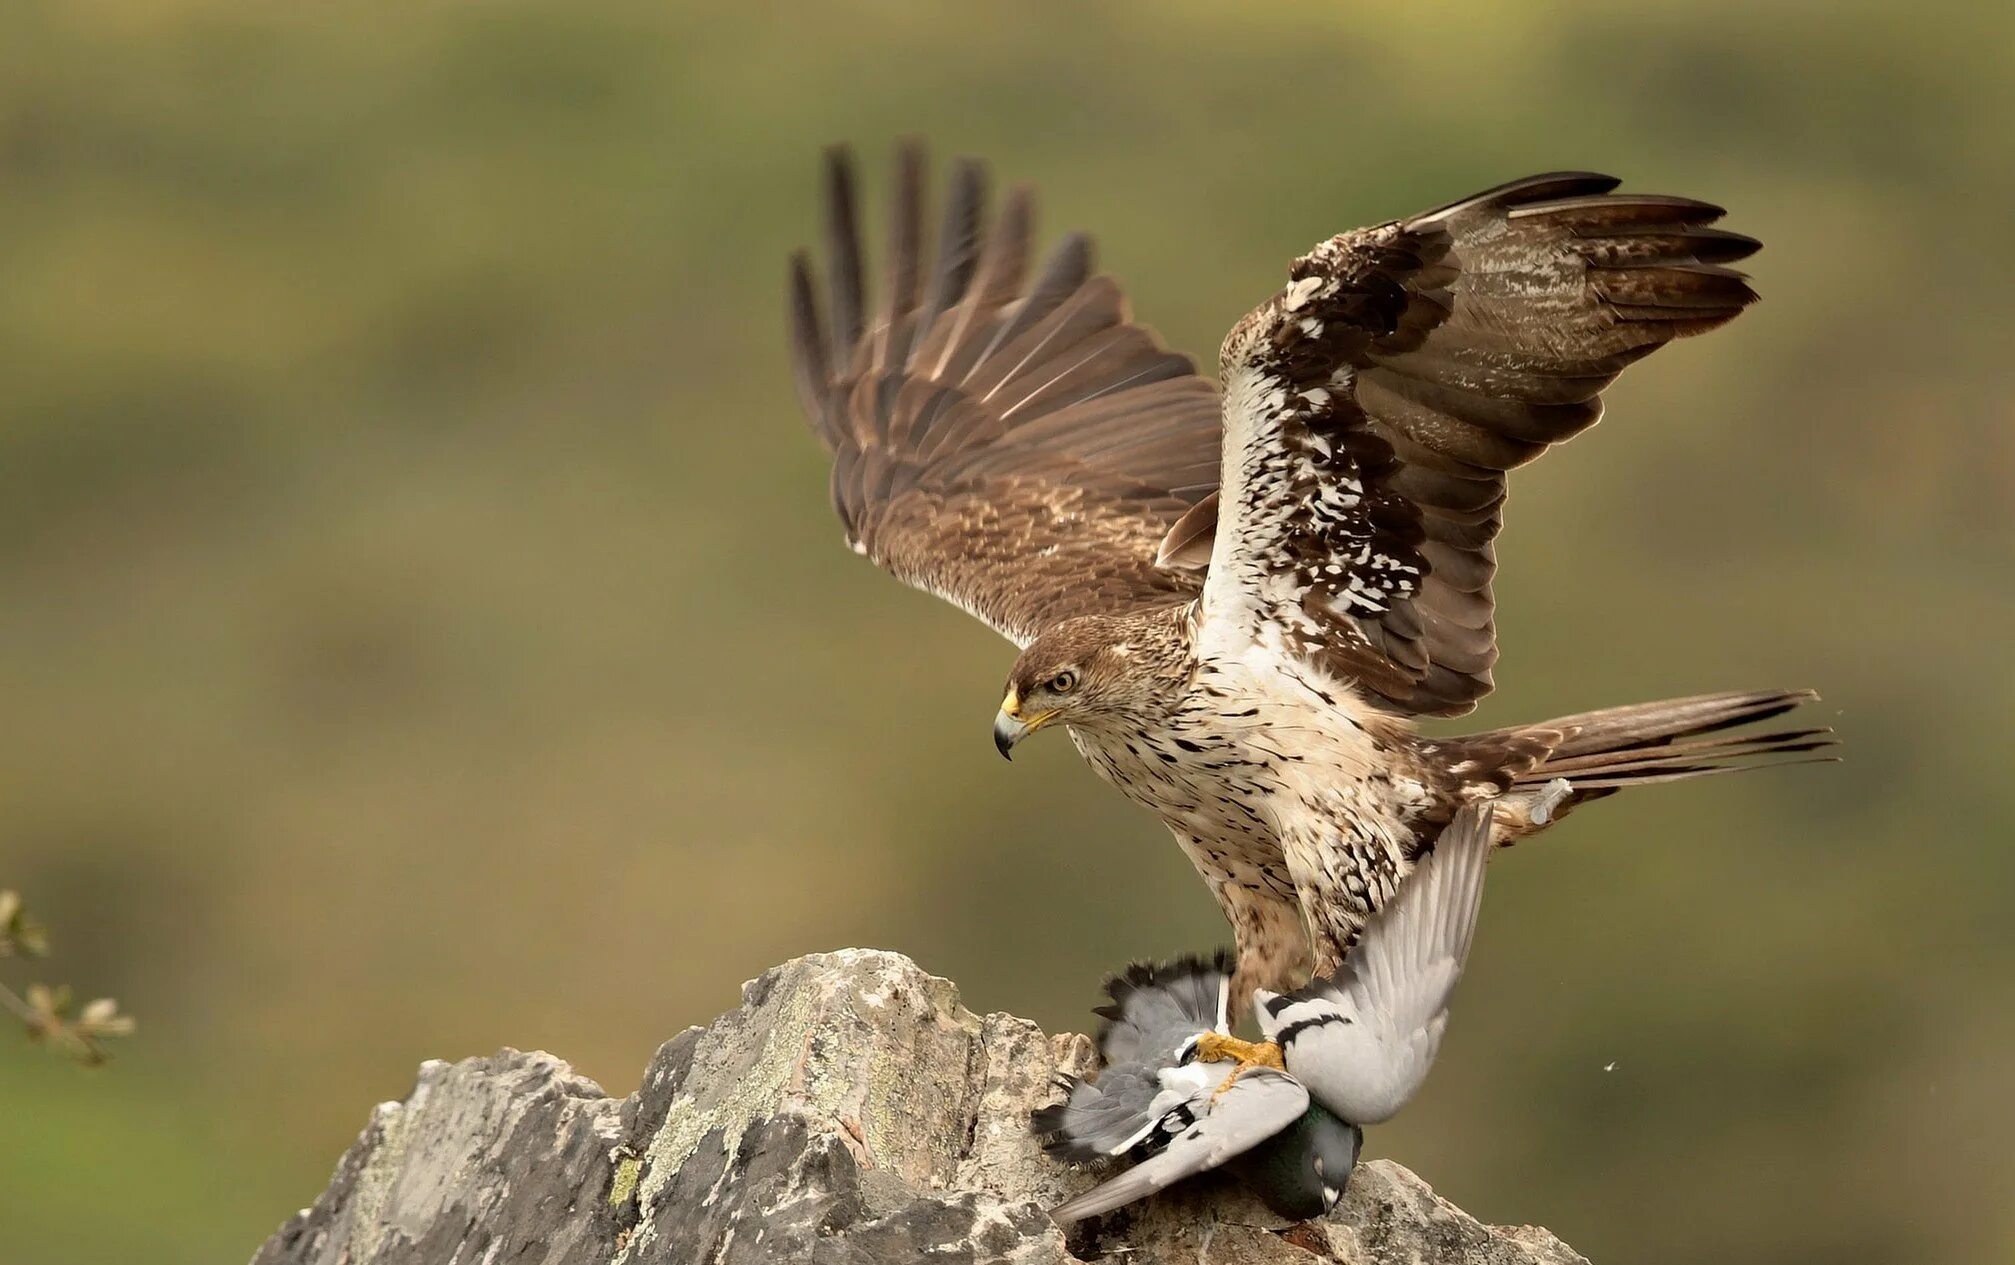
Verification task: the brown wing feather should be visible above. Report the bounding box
[788,143,1220,646]
[1196,173,1760,714]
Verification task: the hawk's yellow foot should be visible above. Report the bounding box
[1195,1032,1285,1102]
[1195,1032,1286,1071]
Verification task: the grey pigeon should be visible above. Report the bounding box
[1037,800,1493,1223]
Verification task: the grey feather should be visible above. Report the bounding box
[1032,1059,1230,1162]
[1034,954,1234,1162]
[1259,802,1492,1125]
[1094,953,1231,1065]
[1048,1068,1309,1225]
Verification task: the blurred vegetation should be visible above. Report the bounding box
[2,889,137,1066]
[1,1,2010,1263]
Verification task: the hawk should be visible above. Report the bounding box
[786,143,1827,1000]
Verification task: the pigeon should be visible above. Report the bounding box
[1035,800,1493,1223]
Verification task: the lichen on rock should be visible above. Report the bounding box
[251,949,1586,1264]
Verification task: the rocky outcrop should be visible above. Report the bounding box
[251,949,1586,1264]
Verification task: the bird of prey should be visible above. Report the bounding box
[1034,801,1493,1224]
[786,142,1828,999]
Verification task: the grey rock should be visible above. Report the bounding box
[251,948,1587,1265]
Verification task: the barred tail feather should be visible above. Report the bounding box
[1509,688,1834,793]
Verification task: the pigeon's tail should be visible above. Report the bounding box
[1034,953,1236,1165]
[1447,689,1833,823]
[1030,1064,1183,1164]
[1089,951,1234,1066]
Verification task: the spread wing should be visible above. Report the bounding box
[1191,173,1760,713]
[1047,1068,1309,1225]
[1256,802,1492,1125]
[787,143,1221,647]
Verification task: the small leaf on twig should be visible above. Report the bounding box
[3,892,136,1066]
[0,890,50,959]
[76,997,138,1040]
[21,981,69,1041]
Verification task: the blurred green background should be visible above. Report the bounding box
[3,1,2011,1262]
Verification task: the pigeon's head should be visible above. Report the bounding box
[993,614,1174,758]
[1233,1107,1364,1222]
[1297,1111,1365,1216]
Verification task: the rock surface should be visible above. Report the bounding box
[251,949,1587,1264]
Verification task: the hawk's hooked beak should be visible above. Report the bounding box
[993,689,1057,760]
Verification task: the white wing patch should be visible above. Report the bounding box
[1198,272,1423,675]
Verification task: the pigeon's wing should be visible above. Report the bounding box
[1258,802,1492,1124]
[1189,175,1758,714]
[1092,953,1233,1065]
[1033,1060,1223,1161]
[1048,1068,1310,1225]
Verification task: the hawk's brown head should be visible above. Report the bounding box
[993,613,1183,759]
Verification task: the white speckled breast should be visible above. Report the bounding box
[1071,645,1437,971]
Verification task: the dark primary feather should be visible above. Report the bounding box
[787,142,1222,647]
[822,151,865,359]
[1198,173,1762,715]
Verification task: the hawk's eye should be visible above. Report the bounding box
[1049,670,1080,694]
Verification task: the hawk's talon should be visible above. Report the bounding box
[1193,1032,1286,1103]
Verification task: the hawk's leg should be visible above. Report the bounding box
[1226,889,1314,1006]
[1170,829,1312,1009]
